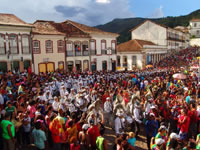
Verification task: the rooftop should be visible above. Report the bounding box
[117,39,156,52]
[63,20,119,36]
[190,19,200,22]
[0,13,32,27]
[32,20,65,35]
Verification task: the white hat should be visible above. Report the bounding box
[150,105,156,109]
[155,138,165,145]
[170,132,180,139]
[148,98,154,102]
[82,124,90,130]
[150,113,155,117]
[106,97,110,100]
[159,125,166,130]
[80,94,84,97]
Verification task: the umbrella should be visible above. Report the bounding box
[190,65,199,70]
[146,64,153,68]
[173,73,186,80]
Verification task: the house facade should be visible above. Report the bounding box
[32,20,118,74]
[131,20,189,50]
[116,20,190,70]
[117,39,167,70]
[62,20,118,72]
[189,19,200,38]
[32,20,66,74]
[0,14,33,72]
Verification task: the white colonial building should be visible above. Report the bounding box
[117,39,167,70]
[189,19,200,38]
[0,13,33,72]
[116,20,190,70]
[131,20,189,50]
[62,20,119,72]
[189,19,200,47]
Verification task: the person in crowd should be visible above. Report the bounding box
[32,121,47,150]
[1,112,15,150]
[0,47,199,150]
[96,128,108,150]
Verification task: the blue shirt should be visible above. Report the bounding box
[128,137,136,147]
[186,96,190,104]
[145,120,158,137]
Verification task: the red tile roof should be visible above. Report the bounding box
[50,22,91,38]
[63,20,119,36]
[117,39,155,52]
[32,20,65,35]
[0,13,32,27]
[190,19,200,22]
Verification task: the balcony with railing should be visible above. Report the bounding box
[10,47,18,54]
[22,46,30,54]
[101,50,107,55]
[83,51,89,56]
[67,51,73,56]
[167,36,185,43]
[112,49,116,54]
[0,47,5,55]
[90,50,96,55]
[123,63,127,67]
[75,51,82,56]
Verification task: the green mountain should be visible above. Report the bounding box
[96,9,200,44]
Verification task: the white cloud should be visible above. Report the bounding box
[0,0,134,26]
[96,0,111,4]
[149,6,164,18]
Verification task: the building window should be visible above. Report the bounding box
[101,40,106,54]
[102,61,107,71]
[101,40,106,50]
[123,56,127,67]
[132,56,136,65]
[117,56,121,67]
[46,40,53,53]
[197,30,200,35]
[33,40,40,54]
[9,34,18,54]
[82,41,89,56]
[21,34,30,54]
[111,40,116,54]
[194,23,197,27]
[74,41,81,56]
[90,39,96,55]
[0,34,6,55]
[57,40,64,52]
[66,41,73,56]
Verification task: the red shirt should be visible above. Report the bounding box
[179,115,190,133]
[70,144,80,150]
[188,110,198,124]
[88,125,100,146]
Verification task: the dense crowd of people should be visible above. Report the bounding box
[0,47,200,150]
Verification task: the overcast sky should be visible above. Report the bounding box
[0,0,200,26]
